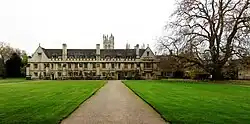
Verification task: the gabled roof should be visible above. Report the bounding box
[41,48,146,58]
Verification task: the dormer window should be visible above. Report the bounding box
[105,55,111,60]
[147,51,149,56]
[52,53,57,58]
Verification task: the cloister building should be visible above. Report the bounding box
[26,34,160,80]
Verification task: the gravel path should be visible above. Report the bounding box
[61,80,167,124]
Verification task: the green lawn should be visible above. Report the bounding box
[0,78,27,84]
[0,80,105,124]
[124,80,250,124]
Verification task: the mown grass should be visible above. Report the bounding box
[0,78,27,84]
[124,80,250,124]
[164,78,250,85]
[0,80,105,124]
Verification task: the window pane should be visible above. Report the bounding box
[34,64,38,69]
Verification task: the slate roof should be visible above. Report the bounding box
[42,48,146,58]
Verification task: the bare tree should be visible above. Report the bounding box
[159,0,250,80]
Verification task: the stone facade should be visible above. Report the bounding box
[26,34,160,80]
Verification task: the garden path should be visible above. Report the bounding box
[61,80,166,124]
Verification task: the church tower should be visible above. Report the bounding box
[103,34,114,49]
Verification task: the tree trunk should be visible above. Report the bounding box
[211,68,224,80]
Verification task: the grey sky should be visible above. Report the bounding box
[0,0,175,55]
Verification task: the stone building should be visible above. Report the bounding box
[26,34,160,80]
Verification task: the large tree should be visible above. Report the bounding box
[0,42,15,77]
[0,42,27,78]
[159,0,250,80]
[6,53,22,77]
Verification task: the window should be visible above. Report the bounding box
[84,63,88,68]
[102,63,106,68]
[63,63,66,67]
[43,72,46,76]
[38,52,42,56]
[137,63,140,68]
[34,64,38,69]
[124,63,128,69]
[74,72,78,76]
[34,72,38,76]
[68,63,71,68]
[79,63,83,67]
[58,72,61,76]
[75,63,78,68]
[84,72,88,76]
[58,63,61,68]
[93,72,96,76]
[118,63,121,69]
[105,56,110,60]
[44,64,47,69]
[79,71,83,76]
[111,63,115,68]
[124,72,128,76]
[51,64,54,69]
[147,51,149,56]
[131,63,134,69]
[68,72,73,76]
[102,72,106,76]
[111,72,115,76]
[146,63,151,68]
[93,63,96,68]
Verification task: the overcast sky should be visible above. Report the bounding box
[0,0,175,55]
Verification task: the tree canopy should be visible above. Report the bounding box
[159,0,250,80]
[6,53,22,77]
[0,41,27,78]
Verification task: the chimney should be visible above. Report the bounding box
[136,44,139,58]
[96,44,100,55]
[62,43,67,60]
[126,43,130,49]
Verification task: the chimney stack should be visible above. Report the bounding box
[62,43,67,60]
[136,44,139,58]
[96,44,100,60]
[96,44,100,55]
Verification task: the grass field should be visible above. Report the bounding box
[0,78,27,84]
[0,80,105,124]
[124,80,250,124]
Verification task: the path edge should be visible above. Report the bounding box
[122,80,172,124]
[58,81,107,124]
